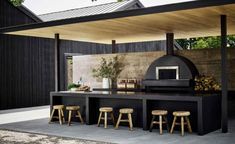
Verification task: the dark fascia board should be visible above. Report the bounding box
[1,0,234,34]
[135,0,145,8]
[6,0,42,23]
[17,5,43,22]
[116,0,145,11]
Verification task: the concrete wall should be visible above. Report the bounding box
[73,48,235,90]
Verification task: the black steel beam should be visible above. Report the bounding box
[221,15,228,133]
[55,33,60,92]
[166,33,174,55]
[1,0,234,33]
[112,40,116,53]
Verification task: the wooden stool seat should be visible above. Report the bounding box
[99,107,113,112]
[49,105,65,125]
[66,105,84,126]
[116,108,134,131]
[119,108,133,114]
[97,107,115,128]
[170,111,192,136]
[66,106,80,111]
[150,110,169,134]
[152,110,168,115]
[173,111,190,116]
[53,105,64,109]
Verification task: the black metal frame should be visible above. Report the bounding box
[54,33,60,92]
[112,40,116,53]
[221,15,228,133]
[166,33,174,55]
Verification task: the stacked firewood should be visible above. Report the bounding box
[194,75,221,91]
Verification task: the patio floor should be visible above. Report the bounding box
[0,106,234,144]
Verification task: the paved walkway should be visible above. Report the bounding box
[0,106,234,144]
[0,106,49,125]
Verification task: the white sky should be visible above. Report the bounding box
[23,0,195,15]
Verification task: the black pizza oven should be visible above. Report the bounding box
[142,33,199,92]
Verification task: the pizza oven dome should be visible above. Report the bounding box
[143,55,199,92]
[145,55,199,80]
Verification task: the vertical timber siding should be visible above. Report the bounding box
[0,33,165,109]
[0,0,166,110]
[0,0,36,28]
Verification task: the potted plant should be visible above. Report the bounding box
[92,56,123,89]
[68,83,81,91]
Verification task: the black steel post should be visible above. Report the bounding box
[55,33,60,92]
[221,15,228,133]
[166,33,174,55]
[112,40,116,53]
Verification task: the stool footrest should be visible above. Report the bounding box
[119,120,129,122]
[152,121,167,124]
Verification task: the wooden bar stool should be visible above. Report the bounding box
[170,111,192,136]
[49,105,65,125]
[97,107,115,128]
[149,110,169,134]
[115,108,134,131]
[66,106,84,126]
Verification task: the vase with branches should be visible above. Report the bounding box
[92,56,124,89]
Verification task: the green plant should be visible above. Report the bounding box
[9,0,24,6]
[68,83,80,90]
[177,35,235,49]
[92,56,124,80]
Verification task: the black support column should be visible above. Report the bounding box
[221,15,228,133]
[112,40,116,53]
[55,33,60,92]
[166,33,174,55]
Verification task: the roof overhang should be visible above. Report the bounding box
[1,0,235,44]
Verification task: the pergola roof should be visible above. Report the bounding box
[1,0,235,44]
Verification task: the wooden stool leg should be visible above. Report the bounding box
[58,109,62,125]
[115,113,122,129]
[97,112,102,127]
[149,116,155,132]
[68,110,72,126]
[60,109,65,123]
[163,116,169,132]
[181,117,184,136]
[104,112,108,128]
[110,112,115,126]
[77,111,84,124]
[128,113,133,131]
[159,115,163,134]
[49,109,55,123]
[186,117,192,133]
[170,116,177,133]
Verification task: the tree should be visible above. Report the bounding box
[9,0,24,6]
[177,35,235,49]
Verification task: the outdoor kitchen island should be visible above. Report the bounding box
[50,91,221,135]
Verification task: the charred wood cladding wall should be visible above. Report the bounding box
[0,35,165,110]
[0,0,166,109]
[0,0,36,28]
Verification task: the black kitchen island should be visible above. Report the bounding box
[50,91,221,135]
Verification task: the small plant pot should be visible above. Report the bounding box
[102,78,112,89]
[70,87,78,91]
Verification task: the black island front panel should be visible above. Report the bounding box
[50,91,221,135]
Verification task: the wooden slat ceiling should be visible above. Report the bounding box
[4,4,235,44]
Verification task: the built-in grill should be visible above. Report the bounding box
[142,33,199,92]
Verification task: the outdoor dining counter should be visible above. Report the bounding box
[50,91,221,135]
